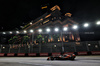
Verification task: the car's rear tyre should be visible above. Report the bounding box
[51,57,54,61]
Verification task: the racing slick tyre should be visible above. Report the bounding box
[70,57,75,60]
[50,57,54,61]
[47,58,50,60]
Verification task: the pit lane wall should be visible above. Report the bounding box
[0,41,100,56]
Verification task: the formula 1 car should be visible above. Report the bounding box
[47,54,76,60]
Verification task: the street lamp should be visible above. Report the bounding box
[24,30,27,33]
[9,31,12,34]
[16,31,19,34]
[3,32,6,34]
[84,23,89,27]
[96,21,100,25]
[30,22,32,25]
[54,28,59,32]
[46,28,50,32]
[38,29,42,33]
[30,29,33,33]
[63,27,68,31]
[72,25,78,29]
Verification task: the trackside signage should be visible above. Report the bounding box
[7,53,15,56]
[64,52,74,55]
[40,53,48,56]
[0,53,5,56]
[78,52,87,55]
[17,53,25,56]
[28,53,36,56]
[52,53,61,56]
[91,51,100,55]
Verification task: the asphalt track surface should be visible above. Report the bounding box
[0,56,100,66]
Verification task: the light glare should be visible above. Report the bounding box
[96,21,100,25]
[30,29,33,33]
[63,27,68,31]
[3,32,6,34]
[24,30,27,33]
[46,28,50,32]
[73,25,78,29]
[16,31,19,34]
[38,29,42,32]
[30,22,32,25]
[55,28,59,32]
[9,31,12,34]
[84,23,89,27]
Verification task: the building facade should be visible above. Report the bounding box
[21,5,81,45]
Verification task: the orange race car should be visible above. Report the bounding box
[47,54,76,60]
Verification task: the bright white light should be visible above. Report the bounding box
[30,29,33,33]
[96,21,100,25]
[16,31,19,34]
[88,44,91,46]
[9,31,12,34]
[38,29,42,33]
[30,22,32,25]
[63,27,68,31]
[3,47,5,49]
[84,23,89,27]
[46,28,50,32]
[3,32,6,34]
[54,28,59,32]
[24,30,27,33]
[72,25,78,29]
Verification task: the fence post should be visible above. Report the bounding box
[31,44,33,53]
[28,44,30,53]
[8,44,11,53]
[98,41,100,51]
[18,44,20,53]
[74,42,76,52]
[86,41,89,51]
[0,45,2,53]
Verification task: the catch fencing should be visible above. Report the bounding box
[0,41,100,53]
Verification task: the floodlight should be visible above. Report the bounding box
[46,28,50,32]
[63,27,68,31]
[38,29,42,32]
[84,23,89,27]
[54,28,59,32]
[72,25,78,29]
[30,29,33,33]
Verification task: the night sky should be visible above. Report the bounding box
[0,0,100,40]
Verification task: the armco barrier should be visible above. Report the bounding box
[0,53,5,56]
[28,53,36,56]
[7,53,15,56]
[64,52,74,55]
[91,51,100,55]
[78,52,88,55]
[17,53,25,56]
[40,53,48,56]
[52,53,61,56]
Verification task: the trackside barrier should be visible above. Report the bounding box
[7,53,15,56]
[17,53,25,56]
[40,53,48,56]
[91,51,100,55]
[28,53,36,56]
[64,52,74,55]
[52,53,61,56]
[78,52,88,55]
[0,53,5,56]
